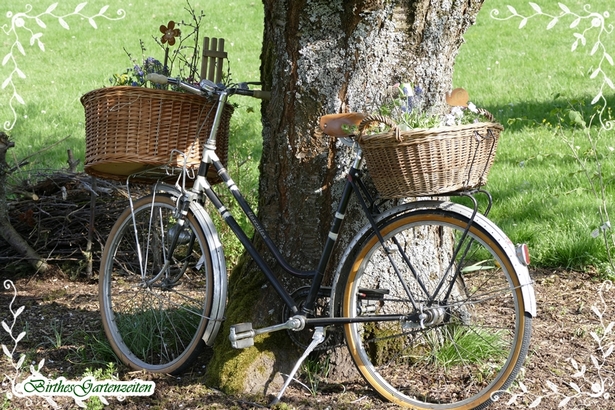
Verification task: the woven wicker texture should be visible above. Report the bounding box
[81,86,233,183]
[358,118,503,198]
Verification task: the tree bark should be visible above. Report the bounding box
[0,132,53,274]
[206,0,484,395]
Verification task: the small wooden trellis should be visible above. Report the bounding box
[201,37,227,83]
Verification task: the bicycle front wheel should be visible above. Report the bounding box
[99,193,214,374]
[339,206,532,409]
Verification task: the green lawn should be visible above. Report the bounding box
[2,0,614,274]
[454,0,615,273]
[0,0,263,169]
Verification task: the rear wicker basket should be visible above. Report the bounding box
[358,117,503,198]
[81,86,233,183]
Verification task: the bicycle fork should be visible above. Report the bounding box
[134,190,195,288]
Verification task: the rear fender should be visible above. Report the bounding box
[329,201,536,318]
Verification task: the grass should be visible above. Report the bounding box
[2,0,615,274]
[431,326,507,368]
[300,356,331,397]
[453,0,615,274]
[1,0,263,170]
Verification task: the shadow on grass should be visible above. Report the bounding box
[482,93,615,132]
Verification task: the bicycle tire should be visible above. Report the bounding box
[338,205,532,409]
[99,193,215,374]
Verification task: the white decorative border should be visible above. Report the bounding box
[491,2,615,408]
[491,2,614,129]
[1,3,126,130]
[492,281,613,408]
[2,280,155,408]
[2,279,59,407]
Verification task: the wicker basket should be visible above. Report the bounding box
[358,115,503,198]
[81,86,234,183]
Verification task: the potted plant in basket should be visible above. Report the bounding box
[81,5,233,184]
[357,82,503,198]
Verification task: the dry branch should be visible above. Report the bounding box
[0,132,52,274]
[0,167,145,276]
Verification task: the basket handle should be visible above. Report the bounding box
[358,114,402,142]
[476,108,496,122]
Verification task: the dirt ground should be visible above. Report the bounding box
[0,268,613,410]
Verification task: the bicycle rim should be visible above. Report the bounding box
[99,194,214,374]
[341,210,531,409]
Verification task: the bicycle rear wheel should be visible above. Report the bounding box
[338,206,532,409]
[99,193,214,374]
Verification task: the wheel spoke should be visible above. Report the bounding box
[99,194,214,374]
[341,208,531,408]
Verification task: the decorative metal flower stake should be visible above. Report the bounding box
[159,20,181,74]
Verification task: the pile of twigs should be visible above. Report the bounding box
[0,171,146,276]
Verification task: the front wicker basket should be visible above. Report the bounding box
[81,86,234,183]
[358,117,503,198]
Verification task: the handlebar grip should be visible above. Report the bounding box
[146,73,169,84]
[252,90,271,100]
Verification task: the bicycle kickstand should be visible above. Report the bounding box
[270,326,326,406]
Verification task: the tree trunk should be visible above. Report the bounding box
[206,0,484,395]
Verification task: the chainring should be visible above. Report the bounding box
[282,286,343,351]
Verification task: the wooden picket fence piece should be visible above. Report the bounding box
[201,37,227,83]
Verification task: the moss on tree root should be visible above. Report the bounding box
[205,253,299,394]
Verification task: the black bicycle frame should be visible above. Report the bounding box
[192,158,436,329]
[196,153,365,317]
[176,86,487,328]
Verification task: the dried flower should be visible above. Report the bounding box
[109,4,230,90]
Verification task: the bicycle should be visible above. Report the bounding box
[98,73,536,409]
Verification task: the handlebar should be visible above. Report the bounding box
[146,73,270,100]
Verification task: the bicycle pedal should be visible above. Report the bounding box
[229,322,255,349]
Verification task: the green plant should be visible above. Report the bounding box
[300,355,331,397]
[0,396,16,410]
[109,303,202,366]
[82,363,119,410]
[430,326,507,368]
[42,319,63,349]
[67,330,118,368]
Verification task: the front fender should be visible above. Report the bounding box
[152,183,228,345]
